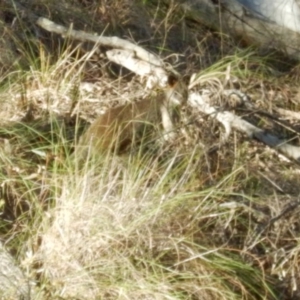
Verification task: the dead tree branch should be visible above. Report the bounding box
[189,92,300,162]
[36,17,173,88]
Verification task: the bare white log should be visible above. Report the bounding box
[36,17,163,68]
[36,17,173,89]
[275,107,300,120]
[106,49,168,88]
[189,92,300,162]
[180,0,300,61]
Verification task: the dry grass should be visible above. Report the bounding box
[25,149,274,299]
[1,1,300,300]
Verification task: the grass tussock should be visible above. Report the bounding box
[29,151,272,299]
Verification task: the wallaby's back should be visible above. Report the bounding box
[76,74,188,157]
[79,98,161,153]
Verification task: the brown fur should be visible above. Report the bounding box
[77,75,188,157]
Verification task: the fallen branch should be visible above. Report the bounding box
[36,17,163,67]
[275,107,300,120]
[106,49,168,88]
[189,92,300,162]
[36,17,173,88]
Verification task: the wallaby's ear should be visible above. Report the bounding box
[167,74,179,87]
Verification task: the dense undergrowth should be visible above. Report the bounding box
[1,0,300,299]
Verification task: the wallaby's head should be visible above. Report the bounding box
[164,74,188,107]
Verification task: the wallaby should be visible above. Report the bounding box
[76,74,188,157]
